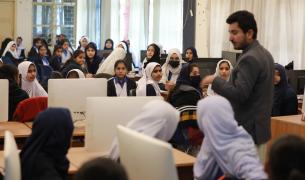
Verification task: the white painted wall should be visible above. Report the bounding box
[195,0,209,57]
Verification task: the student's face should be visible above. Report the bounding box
[63,42,69,50]
[35,40,42,48]
[146,46,155,59]
[55,48,63,57]
[228,22,251,50]
[170,53,179,61]
[219,62,230,80]
[75,53,85,65]
[39,46,47,56]
[117,44,124,50]
[86,47,96,59]
[10,44,16,51]
[105,41,112,49]
[151,65,162,82]
[67,71,79,79]
[16,38,22,46]
[115,63,127,79]
[274,70,281,85]
[81,38,89,47]
[190,67,200,76]
[185,49,193,60]
[26,64,36,81]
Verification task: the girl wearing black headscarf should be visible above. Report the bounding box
[141,43,161,69]
[0,64,29,120]
[272,63,298,116]
[20,108,74,180]
[167,63,202,107]
[104,39,114,50]
[85,42,102,74]
[184,47,198,63]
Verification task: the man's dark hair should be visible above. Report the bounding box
[226,10,257,39]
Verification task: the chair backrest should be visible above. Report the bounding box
[48,79,107,124]
[117,125,178,180]
[13,96,48,122]
[4,131,21,180]
[85,96,162,152]
[0,79,9,121]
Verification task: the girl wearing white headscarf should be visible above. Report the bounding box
[2,41,21,66]
[194,96,267,180]
[18,61,48,97]
[66,69,85,79]
[108,99,180,161]
[160,48,185,85]
[77,36,90,52]
[207,59,233,96]
[96,43,127,75]
[136,62,162,96]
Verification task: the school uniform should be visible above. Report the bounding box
[61,48,73,64]
[17,45,26,60]
[34,55,51,67]
[20,108,74,180]
[28,46,39,62]
[2,41,22,66]
[109,100,180,161]
[85,56,102,74]
[8,81,29,120]
[49,56,62,71]
[136,62,162,96]
[107,77,136,96]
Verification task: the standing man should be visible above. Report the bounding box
[202,11,274,153]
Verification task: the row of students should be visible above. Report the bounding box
[16,98,305,180]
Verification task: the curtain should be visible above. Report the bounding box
[205,0,305,69]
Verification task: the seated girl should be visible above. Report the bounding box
[108,100,179,161]
[136,62,163,96]
[272,63,298,116]
[184,47,198,63]
[194,96,267,180]
[66,69,85,79]
[0,64,29,120]
[20,108,74,180]
[2,41,22,66]
[141,43,161,69]
[61,50,86,78]
[161,48,185,91]
[18,61,48,97]
[107,60,136,96]
[85,42,102,74]
[168,63,202,107]
[207,59,233,96]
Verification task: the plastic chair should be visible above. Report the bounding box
[117,125,178,180]
[4,131,21,180]
[13,96,48,122]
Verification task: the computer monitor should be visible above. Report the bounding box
[0,79,8,121]
[286,70,305,95]
[117,125,178,180]
[193,58,222,78]
[85,96,162,152]
[48,79,107,125]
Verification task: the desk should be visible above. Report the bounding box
[67,147,195,180]
[0,122,31,139]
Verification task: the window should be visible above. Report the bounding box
[33,0,77,46]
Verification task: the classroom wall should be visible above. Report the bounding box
[195,0,209,57]
[0,0,15,45]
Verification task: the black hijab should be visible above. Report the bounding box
[184,46,198,63]
[20,108,74,180]
[104,39,114,50]
[143,43,161,68]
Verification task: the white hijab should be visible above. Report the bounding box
[207,59,233,96]
[79,36,90,51]
[136,62,161,96]
[108,99,180,161]
[161,48,185,84]
[66,69,85,78]
[18,61,48,98]
[96,47,126,75]
[194,96,267,180]
[3,41,19,59]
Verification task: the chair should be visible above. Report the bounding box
[4,131,21,180]
[13,96,48,122]
[170,105,204,155]
[117,125,179,180]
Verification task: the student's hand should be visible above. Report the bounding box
[201,75,215,85]
[165,81,175,91]
[86,73,93,78]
